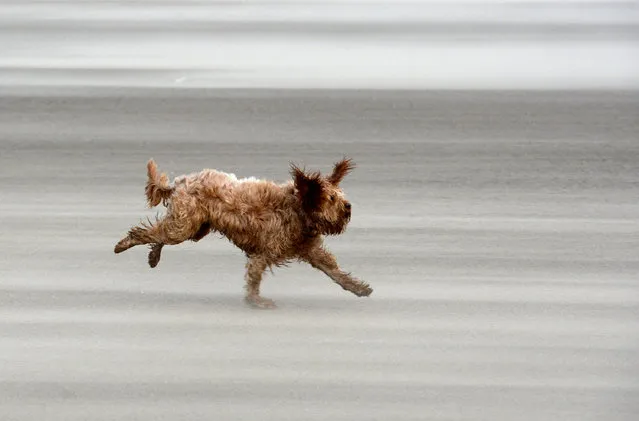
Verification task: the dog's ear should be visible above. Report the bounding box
[328,158,355,185]
[290,163,324,212]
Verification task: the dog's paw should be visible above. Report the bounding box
[355,283,373,297]
[114,237,132,254]
[344,281,373,297]
[245,295,277,310]
[148,244,163,268]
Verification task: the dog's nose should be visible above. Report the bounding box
[345,202,351,210]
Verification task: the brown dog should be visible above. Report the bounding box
[114,158,373,308]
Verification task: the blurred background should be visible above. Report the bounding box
[1,0,638,90]
[1,1,638,420]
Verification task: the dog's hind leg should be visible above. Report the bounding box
[148,243,163,268]
[114,220,163,254]
[144,222,209,268]
[114,234,139,254]
[244,255,276,309]
[114,214,202,255]
[144,220,210,268]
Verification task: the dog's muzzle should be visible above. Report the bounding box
[344,202,352,218]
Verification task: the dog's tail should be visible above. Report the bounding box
[145,159,173,207]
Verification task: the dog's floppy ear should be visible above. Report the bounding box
[290,163,324,212]
[328,158,355,185]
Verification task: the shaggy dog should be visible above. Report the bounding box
[114,158,373,308]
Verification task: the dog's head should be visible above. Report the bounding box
[291,158,355,236]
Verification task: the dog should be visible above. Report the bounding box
[114,158,373,308]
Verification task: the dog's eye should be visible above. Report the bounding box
[329,194,335,201]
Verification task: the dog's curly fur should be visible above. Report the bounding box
[114,158,373,308]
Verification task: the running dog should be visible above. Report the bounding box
[114,158,373,308]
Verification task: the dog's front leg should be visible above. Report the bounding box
[304,246,373,297]
[244,255,277,309]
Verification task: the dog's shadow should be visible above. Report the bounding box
[0,287,372,314]
[128,290,375,314]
